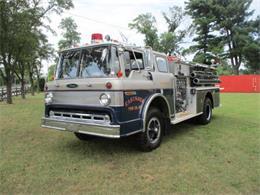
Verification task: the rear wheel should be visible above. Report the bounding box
[137,108,163,152]
[197,98,212,125]
[74,132,95,141]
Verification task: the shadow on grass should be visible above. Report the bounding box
[57,116,220,156]
[63,136,139,155]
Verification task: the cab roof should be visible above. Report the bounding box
[59,42,120,53]
[59,42,167,57]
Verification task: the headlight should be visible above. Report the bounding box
[99,93,111,106]
[45,92,53,104]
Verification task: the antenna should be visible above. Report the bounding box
[119,31,128,43]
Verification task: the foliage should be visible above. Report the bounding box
[47,64,56,81]
[242,16,260,74]
[186,0,258,74]
[129,7,190,54]
[0,0,73,103]
[58,17,81,50]
[128,13,159,50]
[159,32,179,54]
[243,40,260,74]
[160,6,191,54]
[32,77,45,91]
[185,0,225,65]
[213,0,258,75]
[216,62,233,75]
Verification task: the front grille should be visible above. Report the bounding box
[49,111,111,124]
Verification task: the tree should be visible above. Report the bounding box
[160,6,190,54]
[242,16,260,74]
[128,13,159,50]
[212,0,256,74]
[128,8,189,54]
[185,0,224,64]
[186,0,258,74]
[163,6,184,33]
[13,10,39,99]
[58,17,81,50]
[0,0,73,104]
[243,40,260,74]
[34,33,54,93]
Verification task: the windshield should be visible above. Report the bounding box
[56,46,120,79]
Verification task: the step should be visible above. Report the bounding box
[171,112,202,125]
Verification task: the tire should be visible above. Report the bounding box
[197,98,212,125]
[74,132,95,141]
[137,108,164,152]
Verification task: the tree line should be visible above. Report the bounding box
[129,0,259,75]
[0,0,74,104]
[0,0,259,104]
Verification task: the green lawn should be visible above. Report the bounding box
[0,93,259,194]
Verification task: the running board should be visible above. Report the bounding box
[171,112,202,125]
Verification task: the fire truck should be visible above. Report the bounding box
[41,33,220,151]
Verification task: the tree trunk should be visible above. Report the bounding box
[29,71,35,96]
[36,73,40,93]
[233,66,239,75]
[20,79,26,99]
[6,78,12,104]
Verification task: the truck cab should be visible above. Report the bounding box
[42,39,220,151]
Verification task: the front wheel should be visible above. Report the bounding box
[137,108,164,152]
[197,98,212,125]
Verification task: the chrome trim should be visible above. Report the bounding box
[99,93,111,106]
[44,117,117,128]
[41,117,120,138]
[142,93,171,132]
[77,130,120,138]
[41,125,65,131]
[123,129,142,136]
[49,111,111,125]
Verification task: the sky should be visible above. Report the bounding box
[42,0,260,75]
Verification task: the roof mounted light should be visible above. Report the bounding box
[91,33,103,43]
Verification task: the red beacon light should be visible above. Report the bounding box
[167,55,180,62]
[91,33,103,44]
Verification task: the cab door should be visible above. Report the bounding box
[121,49,154,90]
[151,54,175,115]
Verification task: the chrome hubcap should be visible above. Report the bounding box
[147,117,161,144]
[206,104,211,121]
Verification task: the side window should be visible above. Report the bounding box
[123,50,144,77]
[156,57,168,72]
[130,51,144,70]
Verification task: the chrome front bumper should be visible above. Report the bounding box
[41,117,121,138]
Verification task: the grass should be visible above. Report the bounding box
[0,93,259,194]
